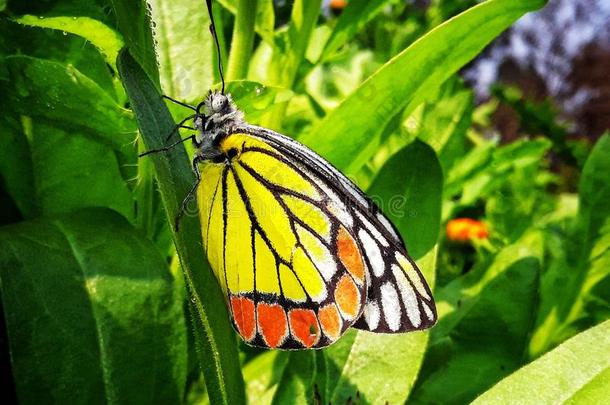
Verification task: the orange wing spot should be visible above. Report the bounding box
[336,226,365,284]
[334,274,361,321]
[230,296,256,342]
[318,304,342,340]
[257,302,288,348]
[288,309,320,348]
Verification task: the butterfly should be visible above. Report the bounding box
[141,0,436,350]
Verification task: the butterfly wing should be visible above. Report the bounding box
[198,133,368,349]
[239,125,437,333]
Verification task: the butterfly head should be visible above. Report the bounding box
[194,91,243,135]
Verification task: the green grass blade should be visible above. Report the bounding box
[117,49,245,405]
[301,0,547,174]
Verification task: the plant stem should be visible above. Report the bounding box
[226,0,258,81]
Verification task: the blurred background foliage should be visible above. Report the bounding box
[1,0,609,404]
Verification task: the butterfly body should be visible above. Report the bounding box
[189,92,437,350]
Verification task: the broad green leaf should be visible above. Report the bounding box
[0,208,187,404]
[472,319,610,405]
[2,56,134,152]
[368,140,442,260]
[109,0,159,86]
[320,0,399,62]
[30,120,134,220]
[148,0,214,102]
[300,0,546,174]
[14,15,124,69]
[0,19,117,97]
[411,231,542,404]
[117,49,245,405]
[323,248,437,405]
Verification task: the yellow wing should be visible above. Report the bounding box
[198,133,367,349]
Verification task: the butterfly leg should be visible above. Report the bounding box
[165,114,197,141]
[174,155,203,231]
[139,134,196,157]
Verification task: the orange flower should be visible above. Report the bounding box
[446,218,489,242]
[330,0,348,10]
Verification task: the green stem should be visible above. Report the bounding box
[226,0,258,81]
[118,49,245,405]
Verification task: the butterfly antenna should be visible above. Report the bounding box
[206,0,225,94]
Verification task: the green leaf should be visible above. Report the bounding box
[368,140,443,260]
[321,248,437,405]
[272,352,317,405]
[300,0,546,174]
[226,80,294,123]
[320,0,398,62]
[14,15,124,69]
[412,231,543,404]
[148,0,214,101]
[575,134,610,258]
[117,49,245,405]
[2,56,134,152]
[30,120,135,220]
[109,0,159,86]
[0,208,187,404]
[243,351,290,404]
[0,19,117,97]
[472,319,610,405]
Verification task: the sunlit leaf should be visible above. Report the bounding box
[0,208,187,404]
[14,15,124,69]
[473,319,610,405]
